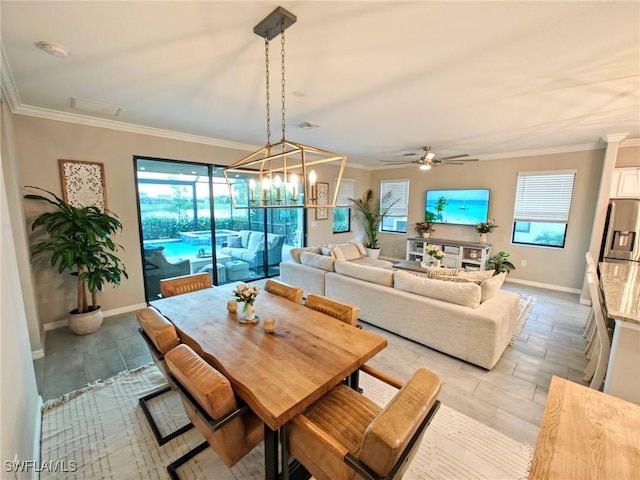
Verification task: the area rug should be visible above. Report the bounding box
[40,365,533,480]
[513,295,536,342]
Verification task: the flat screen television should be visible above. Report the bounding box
[425,189,490,225]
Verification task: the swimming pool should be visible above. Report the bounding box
[145,229,237,257]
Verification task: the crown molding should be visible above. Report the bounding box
[621,138,640,148]
[602,133,629,144]
[476,142,604,161]
[0,43,21,111]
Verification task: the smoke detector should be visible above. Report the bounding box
[36,41,69,58]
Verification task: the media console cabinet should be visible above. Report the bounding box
[406,237,491,270]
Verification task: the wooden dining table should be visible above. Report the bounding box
[151,283,387,480]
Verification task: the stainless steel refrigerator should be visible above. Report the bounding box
[601,198,640,264]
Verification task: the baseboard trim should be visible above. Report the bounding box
[579,297,592,306]
[505,277,582,294]
[32,395,43,480]
[42,302,148,331]
[31,349,44,360]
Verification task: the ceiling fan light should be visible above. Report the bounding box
[419,163,432,171]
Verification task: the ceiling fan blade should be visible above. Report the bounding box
[382,161,414,165]
[438,154,470,161]
[434,162,466,166]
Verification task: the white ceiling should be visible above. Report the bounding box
[2,1,639,166]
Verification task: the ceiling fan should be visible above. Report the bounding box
[381,146,479,171]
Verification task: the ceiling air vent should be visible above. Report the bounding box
[71,97,122,116]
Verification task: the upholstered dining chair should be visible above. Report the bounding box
[164,344,264,479]
[305,294,360,327]
[283,365,442,480]
[264,279,304,304]
[583,271,611,390]
[136,306,193,445]
[160,272,212,298]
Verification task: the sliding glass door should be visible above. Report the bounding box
[135,157,303,300]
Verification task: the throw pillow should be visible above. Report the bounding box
[227,236,242,248]
[289,246,321,263]
[300,251,335,272]
[321,246,336,258]
[394,270,481,308]
[333,243,363,262]
[457,270,494,284]
[349,240,367,256]
[334,260,394,287]
[247,232,264,251]
[480,272,506,303]
[434,275,472,283]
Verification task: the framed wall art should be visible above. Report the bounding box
[59,159,107,212]
[316,182,329,220]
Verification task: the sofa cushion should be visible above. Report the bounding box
[332,243,364,262]
[349,240,367,256]
[457,270,494,283]
[290,246,322,263]
[394,270,481,308]
[300,252,335,272]
[227,236,242,248]
[334,260,394,287]
[351,257,394,269]
[480,272,506,303]
[266,233,281,249]
[247,232,264,251]
[238,230,252,248]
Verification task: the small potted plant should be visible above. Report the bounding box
[424,244,445,268]
[487,251,516,276]
[349,189,399,259]
[25,187,127,335]
[475,219,498,244]
[232,283,260,324]
[414,221,435,239]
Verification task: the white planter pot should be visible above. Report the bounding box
[422,232,431,239]
[366,248,381,259]
[479,233,488,244]
[68,308,104,335]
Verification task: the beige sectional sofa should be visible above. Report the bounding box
[280,241,519,369]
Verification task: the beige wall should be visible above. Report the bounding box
[1,104,41,475]
[616,145,640,167]
[14,115,253,328]
[371,149,604,290]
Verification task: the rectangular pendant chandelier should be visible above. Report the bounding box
[222,6,347,210]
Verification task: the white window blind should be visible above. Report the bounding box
[335,178,355,207]
[380,180,409,216]
[514,171,576,223]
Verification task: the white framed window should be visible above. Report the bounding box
[380,180,409,233]
[333,178,355,233]
[512,170,576,248]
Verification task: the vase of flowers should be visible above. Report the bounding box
[425,244,445,267]
[475,219,497,244]
[232,283,260,324]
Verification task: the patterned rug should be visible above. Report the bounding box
[513,295,536,342]
[40,365,533,480]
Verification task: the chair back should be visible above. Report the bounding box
[306,294,360,326]
[357,368,442,478]
[265,279,304,304]
[160,272,212,298]
[586,252,598,277]
[164,344,263,468]
[136,307,179,377]
[586,272,611,388]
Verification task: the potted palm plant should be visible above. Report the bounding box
[349,189,399,259]
[25,187,128,335]
[414,221,435,238]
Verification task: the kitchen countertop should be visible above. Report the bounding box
[599,261,640,324]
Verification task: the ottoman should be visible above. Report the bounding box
[198,263,226,284]
[225,260,250,282]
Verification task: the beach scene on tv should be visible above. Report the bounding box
[425,189,490,226]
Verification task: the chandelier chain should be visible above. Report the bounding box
[280,19,286,142]
[264,36,271,146]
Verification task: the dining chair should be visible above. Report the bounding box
[264,279,304,304]
[305,294,360,327]
[583,271,611,390]
[136,306,193,445]
[164,344,264,479]
[283,364,442,480]
[159,272,212,298]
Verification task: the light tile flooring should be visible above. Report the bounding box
[33,282,591,447]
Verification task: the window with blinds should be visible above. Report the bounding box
[333,178,355,233]
[512,171,576,248]
[380,180,409,233]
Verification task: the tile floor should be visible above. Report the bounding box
[33,282,590,447]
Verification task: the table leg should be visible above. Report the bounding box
[265,424,279,480]
[348,369,360,392]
